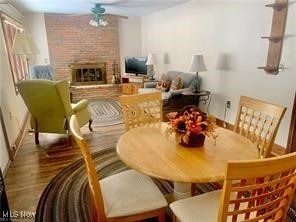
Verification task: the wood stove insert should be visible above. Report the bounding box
[70,63,107,85]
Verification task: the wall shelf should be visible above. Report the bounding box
[259,0,288,75]
[265,2,287,10]
[258,66,279,74]
[261,36,283,42]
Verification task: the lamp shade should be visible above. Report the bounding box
[12,33,39,55]
[189,55,207,72]
[146,53,156,65]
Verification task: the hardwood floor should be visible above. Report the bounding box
[4,122,125,221]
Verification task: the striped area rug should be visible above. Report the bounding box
[35,148,218,222]
[89,99,123,127]
[36,147,296,222]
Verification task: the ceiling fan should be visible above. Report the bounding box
[88,2,127,27]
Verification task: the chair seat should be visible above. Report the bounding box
[170,190,258,222]
[170,190,221,222]
[100,169,168,218]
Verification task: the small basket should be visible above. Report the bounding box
[180,133,205,148]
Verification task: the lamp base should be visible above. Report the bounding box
[193,72,199,94]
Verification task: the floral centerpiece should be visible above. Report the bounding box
[166,105,217,147]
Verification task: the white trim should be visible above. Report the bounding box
[0,3,24,23]
[2,160,11,177]
[1,13,24,30]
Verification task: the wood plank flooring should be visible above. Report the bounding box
[4,122,125,221]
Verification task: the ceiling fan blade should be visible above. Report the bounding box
[68,13,127,19]
[104,13,128,19]
[99,0,126,6]
[68,13,90,17]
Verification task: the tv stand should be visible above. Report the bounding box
[134,73,146,77]
[121,74,148,88]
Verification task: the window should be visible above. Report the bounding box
[1,14,26,92]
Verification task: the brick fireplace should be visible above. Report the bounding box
[44,14,120,84]
[70,62,107,85]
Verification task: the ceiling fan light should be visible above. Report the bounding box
[89,19,94,26]
[89,18,97,27]
[99,18,108,26]
[89,14,108,27]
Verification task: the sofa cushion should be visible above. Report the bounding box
[138,88,171,100]
[166,71,192,88]
[181,73,196,88]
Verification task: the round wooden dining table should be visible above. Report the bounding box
[116,122,258,199]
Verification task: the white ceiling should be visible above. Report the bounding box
[8,0,191,17]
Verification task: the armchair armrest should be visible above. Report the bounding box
[144,82,157,88]
[72,99,89,112]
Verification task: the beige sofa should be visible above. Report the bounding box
[139,71,201,119]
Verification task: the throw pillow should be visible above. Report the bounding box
[156,79,170,91]
[170,75,182,90]
[155,74,171,91]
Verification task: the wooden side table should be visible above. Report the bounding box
[182,90,211,106]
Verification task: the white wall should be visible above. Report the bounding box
[0,125,9,172]
[119,16,142,74]
[0,35,10,171]
[23,13,50,66]
[0,20,28,171]
[141,0,296,147]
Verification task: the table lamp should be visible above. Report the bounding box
[189,55,207,93]
[146,53,156,80]
[12,32,39,77]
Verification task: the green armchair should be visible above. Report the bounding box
[17,79,92,145]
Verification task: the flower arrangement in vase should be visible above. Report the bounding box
[166,105,217,147]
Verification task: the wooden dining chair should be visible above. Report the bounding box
[69,115,167,222]
[170,152,296,222]
[234,95,286,158]
[119,91,162,131]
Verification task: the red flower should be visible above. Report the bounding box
[191,124,202,134]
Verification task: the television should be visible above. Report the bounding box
[125,56,147,76]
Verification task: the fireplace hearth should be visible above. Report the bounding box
[70,63,107,85]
